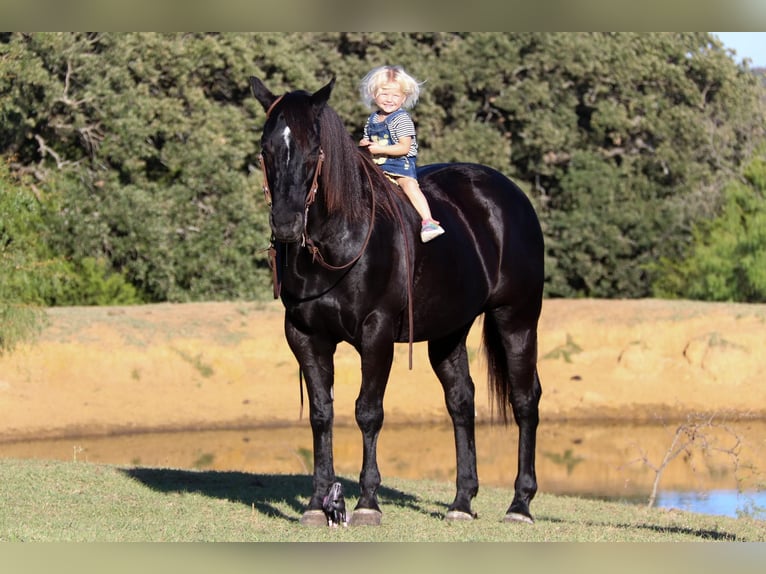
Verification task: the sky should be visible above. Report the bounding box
[713,32,766,67]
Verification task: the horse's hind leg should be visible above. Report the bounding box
[506,365,541,523]
[484,307,542,524]
[428,325,479,520]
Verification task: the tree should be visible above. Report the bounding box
[1,33,277,302]
[0,161,46,352]
[652,154,766,302]
[2,33,765,302]
[492,33,765,297]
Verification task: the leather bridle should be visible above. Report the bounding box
[259,95,375,277]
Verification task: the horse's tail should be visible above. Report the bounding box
[482,311,512,425]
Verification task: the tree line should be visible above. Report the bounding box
[2,33,766,339]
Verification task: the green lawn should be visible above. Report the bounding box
[1,458,763,542]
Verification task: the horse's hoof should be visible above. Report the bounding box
[299,509,327,527]
[445,510,476,521]
[503,511,534,524]
[349,508,382,526]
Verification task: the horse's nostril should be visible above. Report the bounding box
[270,211,304,242]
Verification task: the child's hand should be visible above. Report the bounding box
[359,138,371,147]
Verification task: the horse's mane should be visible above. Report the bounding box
[316,104,402,222]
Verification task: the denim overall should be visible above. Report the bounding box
[365,109,418,179]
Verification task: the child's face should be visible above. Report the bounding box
[373,82,406,115]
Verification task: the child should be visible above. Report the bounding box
[358,65,445,243]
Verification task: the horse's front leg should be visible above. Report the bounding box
[350,315,395,526]
[285,321,338,526]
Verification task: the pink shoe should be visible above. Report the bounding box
[421,219,445,242]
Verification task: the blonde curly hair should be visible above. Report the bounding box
[359,65,422,110]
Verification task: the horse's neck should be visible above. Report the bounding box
[305,207,369,262]
[310,167,375,245]
[286,187,380,278]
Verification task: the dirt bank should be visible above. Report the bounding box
[1,299,765,441]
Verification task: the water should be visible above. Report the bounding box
[1,420,764,519]
[657,490,766,519]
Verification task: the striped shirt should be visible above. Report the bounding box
[364,109,418,158]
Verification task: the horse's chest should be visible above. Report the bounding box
[286,294,401,344]
[286,301,358,340]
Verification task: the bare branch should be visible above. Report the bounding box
[625,412,752,509]
[30,134,82,177]
[55,59,90,108]
[34,134,66,169]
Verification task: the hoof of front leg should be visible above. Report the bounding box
[445,509,477,521]
[349,508,382,526]
[503,511,534,524]
[300,509,328,527]
[505,498,535,524]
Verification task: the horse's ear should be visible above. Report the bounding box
[249,76,277,112]
[310,76,335,111]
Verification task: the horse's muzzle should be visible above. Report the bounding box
[270,211,304,243]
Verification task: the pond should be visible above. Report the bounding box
[1,419,764,519]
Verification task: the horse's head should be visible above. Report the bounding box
[250,76,335,243]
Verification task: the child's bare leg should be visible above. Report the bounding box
[397,177,434,222]
[397,176,445,242]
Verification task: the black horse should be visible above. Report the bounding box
[249,76,544,526]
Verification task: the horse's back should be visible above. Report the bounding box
[419,163,540,233]
[410,163,544,330]
[419,162,543,258]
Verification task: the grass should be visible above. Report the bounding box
[1,458,763,542]
[541,333,583,363]
[170,347,215,378]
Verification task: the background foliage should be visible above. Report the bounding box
[652,153,766,301]
[1,33,765,319]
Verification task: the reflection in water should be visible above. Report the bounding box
[1,420,764,518]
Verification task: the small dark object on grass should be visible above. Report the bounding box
[322,482,347,527]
